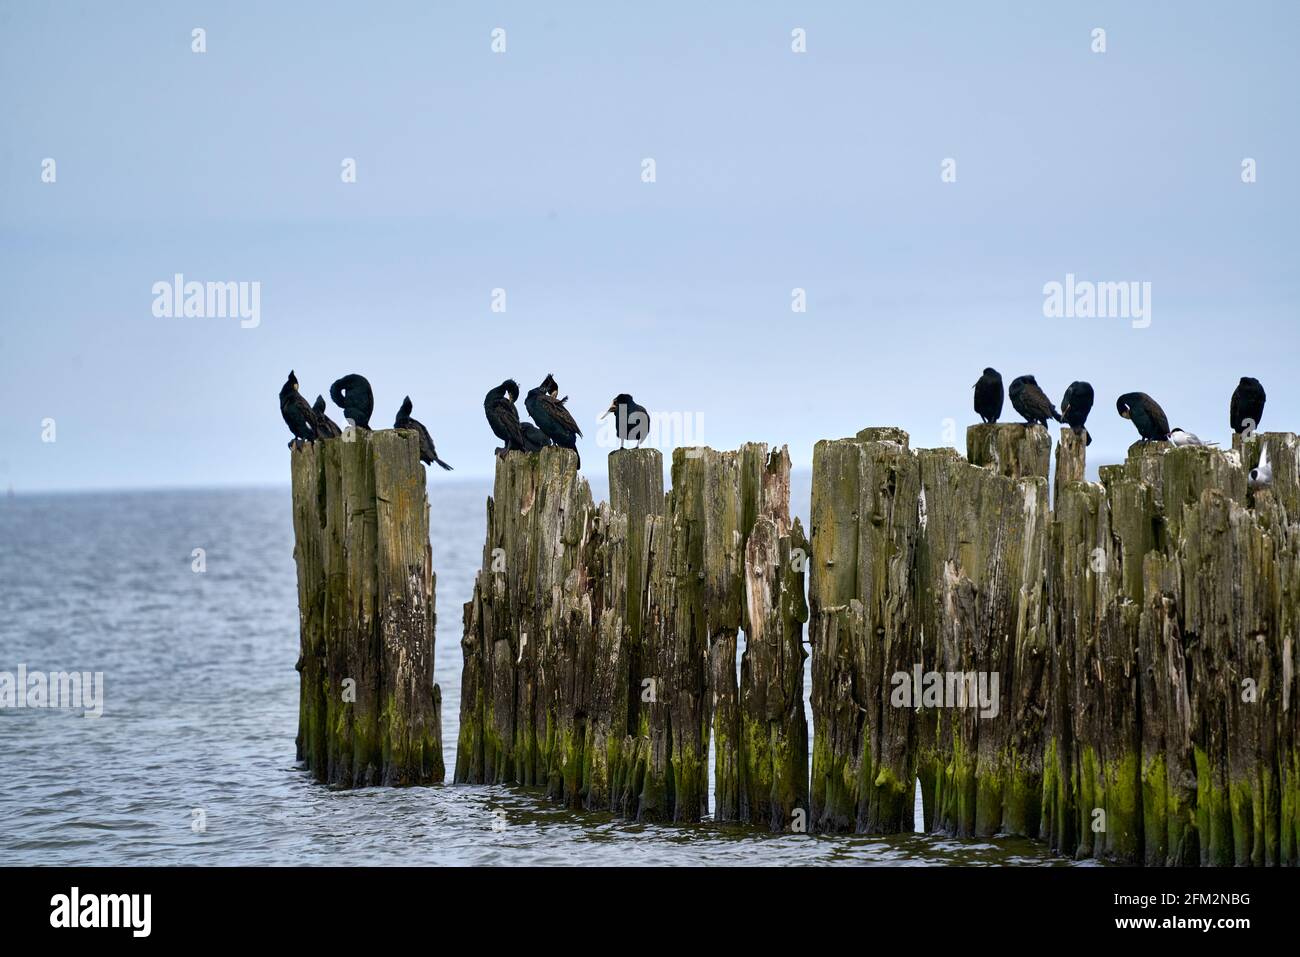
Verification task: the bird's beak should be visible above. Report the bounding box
[601,404,614,420]
[1121,410,1130,419]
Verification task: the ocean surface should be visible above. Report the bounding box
[0,478,1073,866]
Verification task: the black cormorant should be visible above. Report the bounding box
[1116,393,1170,442]
[973,368,1003,424]
[602,394,650,449]
[312,395,342,438]
[525,374,582,467]
[519,423,552,452]
[330,373,374,429]
[484,379,528,454]
[1009,375,1062,427]
[1230,377,1266,435]
[395,396,453,470]
[1061,381,1094,445]
[279,370,320,448]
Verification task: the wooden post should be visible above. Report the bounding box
[967,423,1052,480]
[737,447,809,830]
[601,448,664,815]
[809,430,921,834]
[914,448,1050,838]
[1054,427,1087,503]
[453,446,596,800]
[290,429,443,787]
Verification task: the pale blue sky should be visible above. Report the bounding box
[1,1,1296,491]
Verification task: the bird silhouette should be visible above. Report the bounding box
[973,368,1003,424]
[1230,377,1266,435]
[1009,375,1062,427]
[280,371,320,449]
[1061,381,1094,445]
[525,374,582,467]
[602,394,651,449]
[312,395,342,438]
[1116,393,1171,442]
[395,396,452,470]
[330,373,374,430]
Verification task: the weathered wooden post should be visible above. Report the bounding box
[915,443,1050,838]
[967,422,1051,480]
[453,446,597,800]
[737,447,809,830]
[596,447,663,815]
[290,429,444,787]
[809,428,921,834]
[1054,427,1087,503]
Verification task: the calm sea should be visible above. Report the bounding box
[0,478,1071,865]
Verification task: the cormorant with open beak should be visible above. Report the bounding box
[330,373,374,430]
[312,395,342,438]
[602,394,650,449]
[1009,375,1062,427]
[525,374,582,467]
[280,370,320,448]
[395,396,453,470]
[1116,392,1170,442]
[1230,377,1266,435]
[1061,381,1094,445]
[973,368,1003,424]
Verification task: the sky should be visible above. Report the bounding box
[1,0,1297,492]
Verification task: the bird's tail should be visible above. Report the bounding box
[434,456,453,471]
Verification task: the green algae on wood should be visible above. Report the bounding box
[289,428,444,787]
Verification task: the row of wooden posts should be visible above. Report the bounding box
[289,423,1300,864]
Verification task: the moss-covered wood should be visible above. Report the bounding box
[455,443,803,830]
[290,429,443,787]
[806,422,1299,870]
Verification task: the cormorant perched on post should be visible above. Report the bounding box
[1230,377,1266,435]
[973,368,1003,424]
[329,373,374,429]
[485,380,525,452]
[1061,381,1094,445]
[1008,375,1062,427]
[485,379,552,455]
[525,374,582,467]
[279,370,320,448]
[312,395,342,438]
[519,423,552,452]
[602,394,650,449]
[395,397,453,470]
[1116,392,1171,442]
